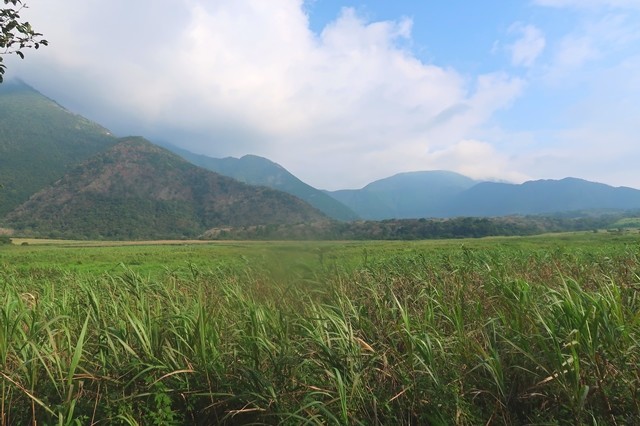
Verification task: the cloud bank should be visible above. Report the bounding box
[7,0,640,190]
[10,0,525,189]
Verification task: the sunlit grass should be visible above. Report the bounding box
[0,234,639,424]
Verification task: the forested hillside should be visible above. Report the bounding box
[0,80,117,215]
[5,137,327,239]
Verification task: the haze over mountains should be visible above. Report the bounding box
[327,173,640,220]
[2,80,640,239]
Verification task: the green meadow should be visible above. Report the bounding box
[1,232,639,424]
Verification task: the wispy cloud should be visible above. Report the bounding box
[507,23,546,67]
[510,0,640,188]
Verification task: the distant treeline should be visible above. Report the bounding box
[5,210,639,241]
[203,211,640,241]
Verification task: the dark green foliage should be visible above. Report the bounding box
[202,211,637,240]
[0,81,117,215]
[0,234,10,244]
[3,137,327,239]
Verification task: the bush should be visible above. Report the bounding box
[0,235,12,245]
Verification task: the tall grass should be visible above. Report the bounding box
[0,241,639,424]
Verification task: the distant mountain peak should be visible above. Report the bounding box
[328,170,478,219]
[156,144,360,221]
[0,78,35,92]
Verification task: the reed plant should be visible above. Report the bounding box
[0,239,638,424]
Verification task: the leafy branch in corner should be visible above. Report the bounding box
[1,0,47,82]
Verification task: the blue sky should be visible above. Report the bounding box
[8,0,640,189]
[307,1,525,69]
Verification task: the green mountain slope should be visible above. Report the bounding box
[159,144,359,221]
[4,137,326,239]
[448,177,640,216]
[328,171,478,219]
[0,80,117,215]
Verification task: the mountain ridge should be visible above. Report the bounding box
[157,142,360,221]
[4,137,327,239]
[323,173,640,219]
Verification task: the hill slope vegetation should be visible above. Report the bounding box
[0,80,117,215]
[4,137,326,239]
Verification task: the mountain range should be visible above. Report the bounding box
[446,178,640,217]
[326,173,640,219]
[2,80,640,239]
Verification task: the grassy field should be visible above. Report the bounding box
[1,232,639,424]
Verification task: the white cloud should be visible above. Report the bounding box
[507,23,546,67]
[9,0,526,189]
[486,1,640,189]
[524,0,640,102]
[422,139,530,183]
